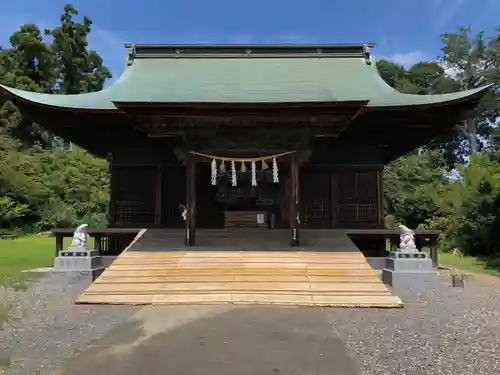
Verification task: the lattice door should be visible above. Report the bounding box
[114,166,156,226]
[336,169,379,228]
[300,167,331,228]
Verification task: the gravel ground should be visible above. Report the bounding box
[0,272,140,375]
[1,272,500,375]
[326,273,500,375]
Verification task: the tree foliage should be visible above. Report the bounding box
[44,4,111,95]
[0,4,110,231]
[440,26,500,156]
[379,27,500,257]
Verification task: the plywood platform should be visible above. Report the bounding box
[77,251,403,308]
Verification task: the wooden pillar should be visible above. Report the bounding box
[107,153,117,227]
[55,234,64,256]
[430,235,439,269]
[154,166,163,226]
[289,154,300,246]
[377,168,384,228]
[185,156,196,246]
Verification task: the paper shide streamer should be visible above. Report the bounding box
[211,158,217,185]
[189,151,295,187]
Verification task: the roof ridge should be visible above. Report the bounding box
[124,43,376,62]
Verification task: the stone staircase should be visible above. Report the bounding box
[77,250,403,307]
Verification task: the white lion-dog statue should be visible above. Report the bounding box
[398,224,418,252]
[70,223,89,249]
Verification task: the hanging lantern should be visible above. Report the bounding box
[219,160,226,174]
[240,161,247,173]
[211,158,217,186]
[272,157,279,183]
[231,160,237,187]
[261,160,269,171]
[251,161,257,186]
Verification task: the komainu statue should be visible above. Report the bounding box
[398,224,418,252]
[70,223,89,249]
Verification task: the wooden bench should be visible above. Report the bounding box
[0,234,18,240]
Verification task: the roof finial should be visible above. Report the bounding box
[363,44,372,65]
[126,44,136,66]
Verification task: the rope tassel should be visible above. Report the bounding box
[240,161,247,173]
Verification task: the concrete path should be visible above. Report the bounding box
[50,306,361,375]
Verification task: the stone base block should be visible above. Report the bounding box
[52,268,105,282]
[382,269,439,291]
[386,257,433,271]
[59,247,99,257]
[383,251,438,291]
[389,251,427,259]
[53,255,102,271]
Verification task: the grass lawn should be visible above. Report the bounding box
[0,235,95,284]
[0,235,56,284]
[438,251,500,277]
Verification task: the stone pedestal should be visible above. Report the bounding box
[53,247,104,279]
[382,250,439,291]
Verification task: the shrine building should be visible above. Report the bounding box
[0,44,489,247]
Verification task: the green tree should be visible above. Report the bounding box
[376,59,460,95]
[433,153,500,256]
[384,150,447,229]
[35,147,110,230]
[440,27,500,155]
[376,59,406,89]
[44,4,112,95]
[0,4,112,232]
[0,24,55,148]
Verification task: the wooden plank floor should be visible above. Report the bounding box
[77,251,403,308]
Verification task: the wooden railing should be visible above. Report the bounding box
[346,229,440,268]
[51,228,143,256]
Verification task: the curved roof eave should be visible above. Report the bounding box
[367,84,492,108]
[0,84,118,111]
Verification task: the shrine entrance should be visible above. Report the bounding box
[194,156,288,230]
[213,170,284,229]
[184,150,301,245]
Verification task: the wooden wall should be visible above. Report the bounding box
[299,167,383,229]
[108,133,385,229]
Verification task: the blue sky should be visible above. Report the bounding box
[0,0,498,81]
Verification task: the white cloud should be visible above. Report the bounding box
[387,51,428,68]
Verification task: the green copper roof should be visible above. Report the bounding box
[0,44,490,110]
